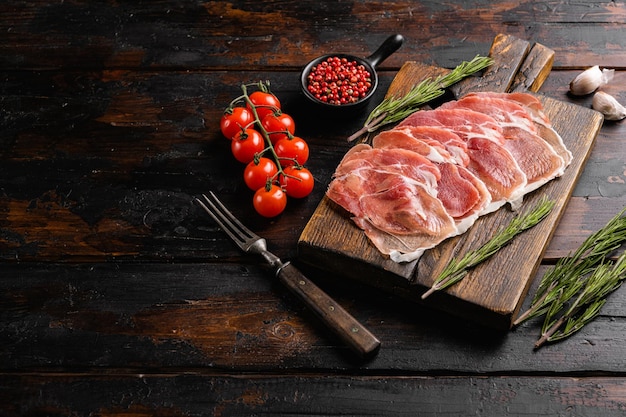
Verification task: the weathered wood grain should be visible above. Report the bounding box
[3,374,626,417]
[2,1,626,415]
[2,263,626,373]
[1,1,624,71]
[510,43,556,93]
[451,33,531,96]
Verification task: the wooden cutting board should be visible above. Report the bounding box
[298,34,604,330]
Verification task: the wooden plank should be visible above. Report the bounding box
[5,374,626,416]
[510,42,555,93]
[2,1,624,71]
[385,62,451,99]
[3,262,626,372]
[451,33,531,97]
[298,35,603,329]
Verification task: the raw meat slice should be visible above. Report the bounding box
[440,94,537,132]
[399,107,505,145]
[355,175,455,236]
[327,144,456,238]
[463,92,573,164]
[398,108,527,207]
[441,95,566,192]
[437,162,491,224]
[532,122,573,166]
[465,137,527,209]
[464,92,549,123]
[372,128,491,222]
[372,129,455,164]
[463,91,550,124]
[354,164,491,262]
[392,125,470,166]
[334,144,441,193]
[354,217,454,263]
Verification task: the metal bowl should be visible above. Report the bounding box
[300,34,404,114]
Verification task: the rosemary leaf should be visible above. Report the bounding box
[421,197,555,299]
[347,55,494,143]
[514,207,626,326]
[534,251,626,348]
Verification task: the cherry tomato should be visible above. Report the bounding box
[274,136,309,167]
[220,107,254,140]
[243,157,278,191]
[247,91,281,120]
[253,184,287,218]
[261,113,296,144]
[280,166,314,198]
[231,128,265,164]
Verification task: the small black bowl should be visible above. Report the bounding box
[300,34,404,115]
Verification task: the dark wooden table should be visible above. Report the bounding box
[2,1,626,415]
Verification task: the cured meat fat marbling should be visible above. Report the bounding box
[326,92,570,262]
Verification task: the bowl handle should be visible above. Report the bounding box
[365,34,404,68]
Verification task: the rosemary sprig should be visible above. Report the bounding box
[347,55,494,143]
[421,197,555,299]
[534,251,626,348]
[513,207,626,326]
[510,207,626,349]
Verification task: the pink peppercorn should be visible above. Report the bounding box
[306,56,372,105]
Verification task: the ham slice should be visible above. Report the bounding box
[463,92,573,165]
[437,162,490,231]
[391,125,470,166]
[325,92,570,263]
[327,144,456,238]
[354,217,453,263]
[440,95,566,193]
[399,107,505,145]
[373,128,491,225]
[398,108,527,208]
[372,129,456,164]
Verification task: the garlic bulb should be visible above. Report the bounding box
[569,65,614,96]
[592,91,626,121]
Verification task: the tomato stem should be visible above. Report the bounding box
[240,82,286,179]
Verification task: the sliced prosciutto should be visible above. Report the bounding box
[334,143,440,194]
[391,125,470,166]
[353,217,455,263]
[440,95,566,193]
[372,129,456,164]
[463,91,573,165]
[436,162,490,230]
[399,107,505,145]
[325,92,570,263]
[398,108,527,208]
[327,144,456,238]
[373,128,491,225]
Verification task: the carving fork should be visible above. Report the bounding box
[195,192,381,358]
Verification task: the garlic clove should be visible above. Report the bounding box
[569,65,615,96]
[592,91,626,121]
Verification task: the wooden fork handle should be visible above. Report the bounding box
[276,262,381,358]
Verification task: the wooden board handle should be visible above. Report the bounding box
[277,262,381,358]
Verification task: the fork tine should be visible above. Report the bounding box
[194,196,235,241]
[195,192,255,246]
[204,192,256,240]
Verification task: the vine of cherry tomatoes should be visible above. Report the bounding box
[219,81,314,217]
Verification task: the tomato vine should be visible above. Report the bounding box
[220,81,314,217]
